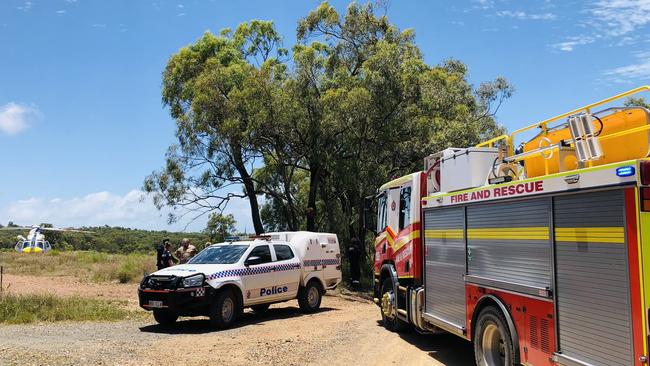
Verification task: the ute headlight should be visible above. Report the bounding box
[181,274,205,288]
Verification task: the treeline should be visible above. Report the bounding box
[0,226,212,253]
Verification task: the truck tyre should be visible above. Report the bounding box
[153,309,178,326]
[209,289,239,329]
[380,277,406,332]
[473,306,515,366]
[251,304,270,314]
[298,280,322,313]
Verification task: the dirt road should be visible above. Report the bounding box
[0,276,475,366]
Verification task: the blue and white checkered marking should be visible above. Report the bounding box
[303,258,341,267]
[207,262,302,280]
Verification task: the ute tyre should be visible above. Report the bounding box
[298,280,322,313]
[251,303,271,314]
[380,277,406,332]
[209,289,239,329]
[153,309,178,326]
[473,306,515,366]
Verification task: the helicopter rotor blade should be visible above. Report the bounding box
[39,227,94,234]
[0,227,32,231]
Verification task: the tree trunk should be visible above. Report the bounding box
[306,163,321,232]
[231,145,265,234]
[242,179,264,234]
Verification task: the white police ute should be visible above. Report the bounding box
[138,231,342,329]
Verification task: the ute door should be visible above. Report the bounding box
[272,244,301,300]
[242,244,277,305]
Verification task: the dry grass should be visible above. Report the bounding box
[0,250,156,284]
[0,292,142,324]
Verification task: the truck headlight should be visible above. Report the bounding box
[181,274,204,288]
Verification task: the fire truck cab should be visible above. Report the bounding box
[373,86,650,366]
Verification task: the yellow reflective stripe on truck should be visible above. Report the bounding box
[555,227,625,244]
[424,226,625,243]
[424,229,463,239]
[467,227,549,241]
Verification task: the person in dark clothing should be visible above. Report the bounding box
[156,239,170,270]
[160,242,178,268]
[348,237,361,290]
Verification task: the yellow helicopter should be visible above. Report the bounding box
[1,225,93,253]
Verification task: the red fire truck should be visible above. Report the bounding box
[372,86,650,366]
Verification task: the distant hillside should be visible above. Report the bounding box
[0,225,213,253]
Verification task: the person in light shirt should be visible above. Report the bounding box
[174,238,197,264]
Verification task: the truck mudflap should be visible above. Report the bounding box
[138,286,214,315]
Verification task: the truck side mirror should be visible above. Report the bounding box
[363,196,377,234]
[245,256,261,266]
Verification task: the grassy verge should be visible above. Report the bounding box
[0,292,143,324]
[0,250,156,283]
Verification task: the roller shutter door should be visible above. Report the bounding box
[554,189,633,366]
[466,198,551,289]
[423,206,466,328]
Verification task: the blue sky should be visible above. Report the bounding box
[1,0,649,232]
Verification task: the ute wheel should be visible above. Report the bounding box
[209,289,239,329]
[380,276,406,332]
[153,309,178,326]
[473,306,515,366]
[251,303,271,314]
[298,280,322,313]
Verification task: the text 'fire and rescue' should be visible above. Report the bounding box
[450,181,544,203]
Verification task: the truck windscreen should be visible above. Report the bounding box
[188,245,249,264]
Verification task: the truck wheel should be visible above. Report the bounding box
[209,289,239,329]
[298,280,322,313]
[380,277,406,332]
[251,304,270,314]
[473,306,515,366]
[153,309,178,326]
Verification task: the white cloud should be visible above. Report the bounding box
[0,102,36,135]
[473,0,494,9]
[17,1,32,11]
[496,10,556,20]
[552,35,595,51]
[603,50,650,82]
[56,9,66,14]
[177,12,186,17]
[177,3,184,8]
[591,0,650,36]
[0,190,258,233]
[92,23,106,28]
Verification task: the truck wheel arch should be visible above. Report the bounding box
[215,283,244,313]
[471,294,520,365]
[301,273,326,292]
[380,263,398,293]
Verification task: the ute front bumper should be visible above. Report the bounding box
[138,273,214,315]
[138,286,214,315]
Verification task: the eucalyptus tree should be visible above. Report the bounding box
[144,22,287,234]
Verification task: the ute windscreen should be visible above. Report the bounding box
[189,245,249,264]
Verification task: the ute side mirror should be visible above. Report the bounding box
[245,256,262,266]
[363,196,377,235]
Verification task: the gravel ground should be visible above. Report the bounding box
[0,276,475,366]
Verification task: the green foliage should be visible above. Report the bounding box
[0,292,137,324]
[204,213,236,242]
[624,96,650,109]
[0,226,211,254]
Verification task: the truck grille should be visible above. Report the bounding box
[145,276,179,290]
